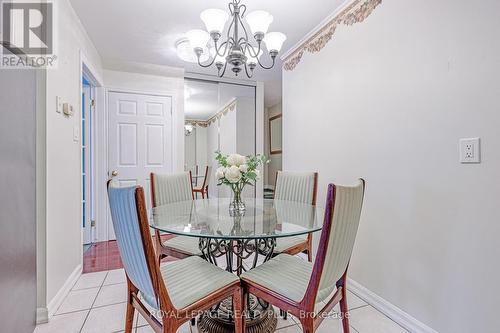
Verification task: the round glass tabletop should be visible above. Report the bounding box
[150,198,324,240]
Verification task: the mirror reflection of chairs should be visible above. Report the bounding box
[192,165,211,199]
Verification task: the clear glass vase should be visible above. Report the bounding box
[229,183,246,216]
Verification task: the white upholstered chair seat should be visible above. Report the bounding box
[142,256,239,310]
[273,236,308,253]
[241,254,333,304]
[162,236,202,256]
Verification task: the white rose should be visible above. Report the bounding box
[216,167,225,180]
[225,165,242,183]
[227,154,246,166]
[238,155,247,166]
[239,164,248,173]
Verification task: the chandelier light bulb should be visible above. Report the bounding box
[245,10,273,36]
[186,29,210,52]
[200,9,229,35]
[263,32,286,53]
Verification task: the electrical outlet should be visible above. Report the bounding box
[460,138,480,163]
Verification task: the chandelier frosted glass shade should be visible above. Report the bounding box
[263,32,287,52]
[245,10,273,35]
[200,9,229,34]
[176,39,209,63]
[180,1,286,78]
[186,29,210,51]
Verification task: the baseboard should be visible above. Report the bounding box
[348,278,439,333]
[36,307,49,324]
[47,264,82,318]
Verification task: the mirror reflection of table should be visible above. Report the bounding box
[151,198,324,333]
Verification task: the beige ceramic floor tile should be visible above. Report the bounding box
[93,283,127,307]
[349,306,408,333]
[73,271,107,290]
[56,287,99,315]
[33,310,88,333]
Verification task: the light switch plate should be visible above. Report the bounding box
[73,126,79,142]
[56,96,63,113]
[460,138,480,163]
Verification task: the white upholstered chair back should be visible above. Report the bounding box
[151,172,193,206]
[317,180,365,299]
[274,171,317,205]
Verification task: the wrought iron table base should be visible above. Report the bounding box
[197,237,278,333]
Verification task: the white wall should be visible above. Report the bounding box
[207,120,219,198]
[264,102,282,186]
[42,0,103,315]
[195,126,208,167]
[282,0,500,332]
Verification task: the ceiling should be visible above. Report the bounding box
[70,0,345,107]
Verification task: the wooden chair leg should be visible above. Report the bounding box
[125,281,137,333]
[206,186,209,199]
[306,234,313,262]
[201,191,205,199]
[339,287,350,333]
[300,318,314,333]
[306,249,312,262]
[337,272,350,333]
[233,287,244,333]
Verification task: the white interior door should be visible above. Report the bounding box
[108,91,173,240]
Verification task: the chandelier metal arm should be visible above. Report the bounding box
[218,61,229,77]
[244,63,254,78]
[256,54,276,70]
[187,0,284,78]
[240,40,262,58]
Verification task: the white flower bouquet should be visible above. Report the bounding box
[215,151,268,214]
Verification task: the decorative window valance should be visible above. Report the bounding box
[283,0,382,71]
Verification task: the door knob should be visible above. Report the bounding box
[111,170,118,177]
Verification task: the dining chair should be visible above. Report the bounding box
[187,165,199,187]
[107,182,244,333]
[150,172,202,263]
[273,171,318,262]
[192,166,211,199]
[241,179,365,333]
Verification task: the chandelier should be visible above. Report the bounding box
[180,0,287,78]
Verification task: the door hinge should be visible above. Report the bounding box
[91,220,96,227]
[91,99,95,107]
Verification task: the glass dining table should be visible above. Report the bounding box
[150,198,324,333]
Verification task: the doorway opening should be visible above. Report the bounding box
[81,75,96,253]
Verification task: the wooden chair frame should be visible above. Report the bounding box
[108,182,244,333]
[192,166,210,199]
[150,172,196,262]
[243,181,365,333]
[273,171,318,262]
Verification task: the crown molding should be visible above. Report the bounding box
[281,0,382,71]
[186,98,237,128]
